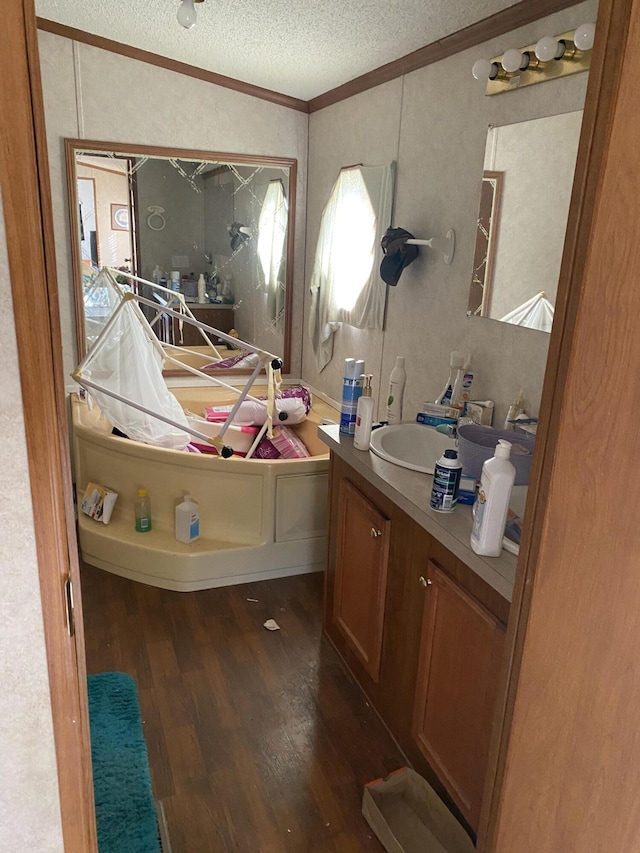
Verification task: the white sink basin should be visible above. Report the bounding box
[369,423,457,475]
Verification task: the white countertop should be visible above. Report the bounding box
[319,424,517,603]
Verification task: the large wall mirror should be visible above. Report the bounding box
[65,139,296,372]
[467,110,583,332]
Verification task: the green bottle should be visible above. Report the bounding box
[134,487,152,533]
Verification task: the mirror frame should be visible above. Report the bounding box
[468,170,503,318]
[65,138,297,374]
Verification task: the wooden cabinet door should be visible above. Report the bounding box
[412,562,505,831]
[333,479,391,682]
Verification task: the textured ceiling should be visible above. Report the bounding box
[36,0,522,101]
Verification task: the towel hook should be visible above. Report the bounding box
[405,229,456,264]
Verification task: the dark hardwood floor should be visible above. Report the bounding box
[81,564,407,852]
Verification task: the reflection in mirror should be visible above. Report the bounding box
[468,111,583,332]
[66,140,296,372]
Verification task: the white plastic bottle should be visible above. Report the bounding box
[354,374,375,450]
[175,494,200,543]
[436,351,465,406]
[386,357,407,424]
[504,387,525,430]
[451,354,473,409]
[470,440,516,557]
[197,273,207,303]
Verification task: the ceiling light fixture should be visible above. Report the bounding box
[501,48,530,73]
[534,36,566,62]
[472,23,595,94]
[177,0,205,29]
[573,22,596,51]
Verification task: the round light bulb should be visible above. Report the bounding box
[177,0,197,29]
[535,36,565,62]
[502,48,527,73]
[471,59,498,81]
[574,22,596,51]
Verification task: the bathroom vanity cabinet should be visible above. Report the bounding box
[172,302,235,345]
[322,442,512,833]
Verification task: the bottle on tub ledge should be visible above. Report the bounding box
[175,494,200,543]
[134,487,152,533]
[386,356,407,424]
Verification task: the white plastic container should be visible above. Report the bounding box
[436,351,465,406]
[175,494,200,543]
[470,439,516,556]
[504,387,525,431]
[354,374,375,450]
[386,356,407,424]
[451,355,474,409]
[197,273,207,303]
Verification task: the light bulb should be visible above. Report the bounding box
[501,48,529,73]
[177,0,197,29]
[471,59,499,80]
[535,36,565,62]
[574,22,596,51]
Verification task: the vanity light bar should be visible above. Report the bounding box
[472,25,594,95]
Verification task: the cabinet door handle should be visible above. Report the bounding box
[419,576,433,588]
[370,527,382,538]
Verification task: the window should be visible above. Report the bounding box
[258,179,287,322]
[309,162,395,371]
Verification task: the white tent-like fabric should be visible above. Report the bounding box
[499,291,555,333]
[74,271,284,457]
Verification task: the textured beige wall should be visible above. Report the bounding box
[38,30,309,381]
[304,1,598,427]
[0,193,64,850]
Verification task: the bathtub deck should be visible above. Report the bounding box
[81,564,403,852]
[72,389,339,590]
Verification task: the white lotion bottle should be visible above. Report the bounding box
[470,439,516,557]
[386,357,407,424]
[436,351,465,405]
[354,374,375,450]
[175,494,200,543]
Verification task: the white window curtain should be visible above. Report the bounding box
[308,162,395,371]
[258,179,288,323]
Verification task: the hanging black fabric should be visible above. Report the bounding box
[380,227,419,286]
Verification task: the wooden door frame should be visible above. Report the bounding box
[3,0,633,849]
[0,1,97,851]
[477,0,633,848]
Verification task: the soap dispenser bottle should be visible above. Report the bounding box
[354,374,375,450]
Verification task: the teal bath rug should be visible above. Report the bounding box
[87,672,162,853]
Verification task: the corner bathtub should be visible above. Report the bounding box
[71,388,338,591]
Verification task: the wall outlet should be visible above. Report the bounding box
[171,255,189,268]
